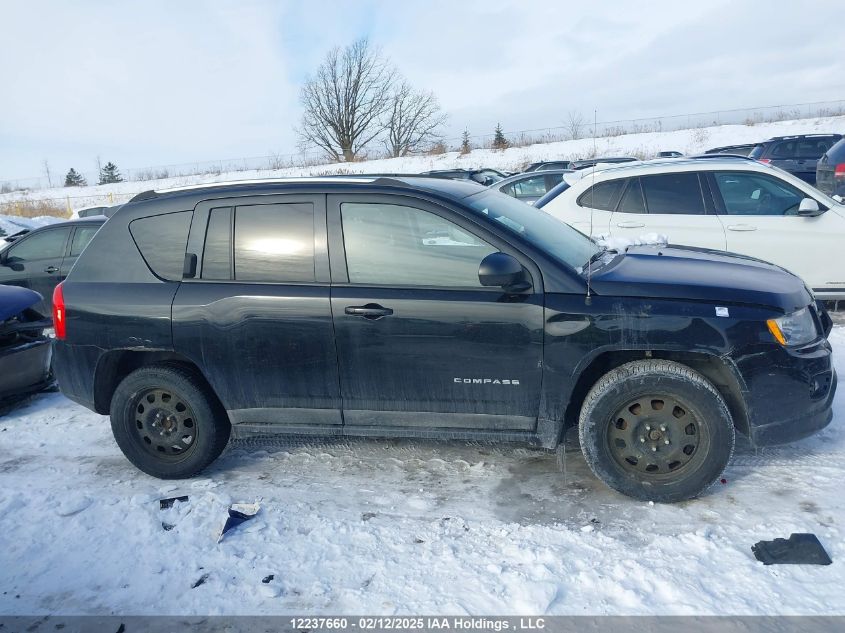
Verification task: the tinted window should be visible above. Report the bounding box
[202,207,232,280]
[826,139,845,162]
[341,202,496,287]
[129,211,193,281]
[747,145,765,159]
[769,141,796,158]
[713,172,805,216]
[69,225,100,257]
[577,180,625,211]
[507,175,549,198]
[234,203,315,283]
[8,228,69,261]
[641,173,705,215]
[618,178,646,214]
[796,138,837,159]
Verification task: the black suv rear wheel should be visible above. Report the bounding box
[110,365,231,479]
[578,360,734,502]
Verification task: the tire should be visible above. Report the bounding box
[110,364,231,479]
[578,360,734,503]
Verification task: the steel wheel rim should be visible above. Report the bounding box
[607,395,704,477]
[132,387,198,461]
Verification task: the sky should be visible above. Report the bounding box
[1,0,843,184]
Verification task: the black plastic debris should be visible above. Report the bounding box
[159,495,189,510]
[191,573,210,588]
[161,522,175,532]
[752,533,832,566]
[217,503,260,543]
[262,574,275,584]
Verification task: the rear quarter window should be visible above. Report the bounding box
[577,179,625,211]
[129,211,193,281]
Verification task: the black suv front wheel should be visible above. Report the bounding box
[110,365,231,479]
[578,360,734,503]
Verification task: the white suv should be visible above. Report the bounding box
[541,156,845,299]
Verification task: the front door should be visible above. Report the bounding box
[0,226,71,314]
[328,194,544,431]
[708,170,845,293]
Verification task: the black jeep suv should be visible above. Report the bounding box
[52,177,836,502]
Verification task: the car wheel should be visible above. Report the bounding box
[110,364,231,479]
[578,360,734,503]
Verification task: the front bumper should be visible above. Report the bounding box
[733,337,836,447]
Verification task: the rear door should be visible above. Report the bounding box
[609,173,727,250]
[172,194,342,430]
[709,170,845,291]
[0,226,71,314]
[327,193,544,431]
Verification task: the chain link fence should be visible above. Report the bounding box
[2,99,844,214]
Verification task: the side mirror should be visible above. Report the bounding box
[479,252,530,292]
[798,198,823,217]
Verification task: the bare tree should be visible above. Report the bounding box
[383,81,447,157]
[298,38,396,162]
[42,159,52,188]
[566,110,586,140]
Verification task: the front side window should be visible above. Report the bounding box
[577,179,625,211]
[796,138,837,159]
[341,202,496,287]
[641,173,705,215]
[713,171,806,216]
[7,228,70,261]
[234,203,315,282]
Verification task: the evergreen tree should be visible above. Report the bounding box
[460,129,471,155]
[64,168,87,187]
[492,123,509,150]
[98,162,123,184]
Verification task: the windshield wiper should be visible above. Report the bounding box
[584,246,609,269]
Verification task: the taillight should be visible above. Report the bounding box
[757,158,772,165]
[52,282,66,340]
[835,164,845,178]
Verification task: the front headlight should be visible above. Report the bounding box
[767,307,818,347]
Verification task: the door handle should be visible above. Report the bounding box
[345,303,394,320]
[726,224,757,232]
[44,266,59,273]
[616,221,645,229]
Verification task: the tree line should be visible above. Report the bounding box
[63,162,123,187]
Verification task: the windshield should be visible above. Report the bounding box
[464,189,600,270]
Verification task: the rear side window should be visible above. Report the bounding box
[233,203,315,282]
[69,225,101,256]
[641,173,705,215]
[769,141,796,158]
[577,179,625,211]
[129,211,193,281]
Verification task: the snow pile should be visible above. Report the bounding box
[1,114,843,214]
[595,233,669,252]
[0,331,844,615]
[0,214,63,238]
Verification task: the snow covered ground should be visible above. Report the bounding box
[1,330,844,616]
[1,115,844,215]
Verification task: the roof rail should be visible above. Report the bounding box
[687,153,758,161]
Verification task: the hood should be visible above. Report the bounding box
[0,285,43,322]
[589,244,811,312]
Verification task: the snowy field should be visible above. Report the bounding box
[0,330,843,616]
[1,114,844,214]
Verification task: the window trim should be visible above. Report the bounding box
[326,192,541,293]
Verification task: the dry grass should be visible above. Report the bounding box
[0,197,70,219]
